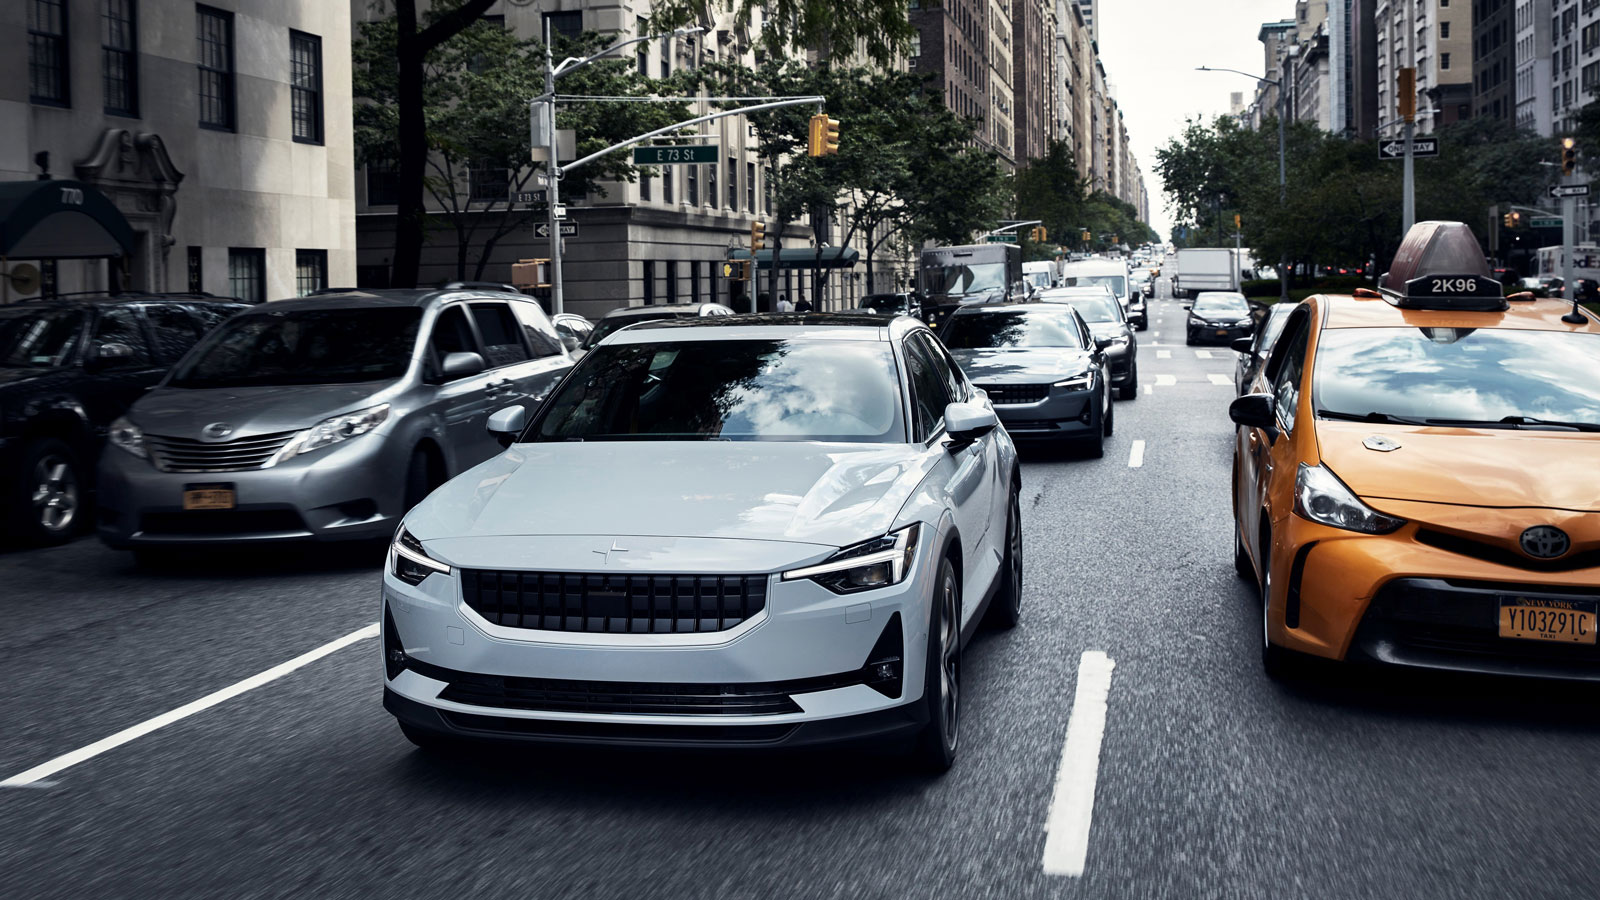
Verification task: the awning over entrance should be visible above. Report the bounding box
[0,179,135,259]
[728,247,860,270]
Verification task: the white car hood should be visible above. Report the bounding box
[408,440,938,550]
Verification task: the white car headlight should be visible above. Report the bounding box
[108,416,147,459]
[276,404,390,461]
[1294,463,1405,534]
[391,527,451,585]
[783,524,920,594]
[1053,372,1094,391]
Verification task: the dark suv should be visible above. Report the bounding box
[0,293,251,544]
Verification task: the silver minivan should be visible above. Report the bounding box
[96,288,571,556]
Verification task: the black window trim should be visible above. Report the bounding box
[425,301,489,382]
[196,4,236,132]
[29,0,71,108]
[102,0,139,117]
[466,298,536,369]
[289,29,324,145]
[900,330,949,445]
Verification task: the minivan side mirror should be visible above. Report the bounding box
[486,405,527,447]
[1230,337,1255,355]
[84,342,136,373]
[1182,304,1193,310]
[945,400,998,448]
[441,351,486,380]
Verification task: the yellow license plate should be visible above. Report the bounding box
[182,488,235,511]
[1215,329,1229,336]
[1498,598,1598,644]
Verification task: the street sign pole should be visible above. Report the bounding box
[1563,182,1576,303]
[1399,67,1417,236]
[542,21,564,315]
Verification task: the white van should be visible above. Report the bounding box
[1021,260,1056,294]
[1057,259,1147,330]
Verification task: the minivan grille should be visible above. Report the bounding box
[146,430,298,472]
[977,383,1051,405]
[460,571,768,634]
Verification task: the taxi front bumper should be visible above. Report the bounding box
[1265,502,1600,679]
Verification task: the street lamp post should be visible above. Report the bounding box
[1197,66,1289,306]
[537,24,705,314]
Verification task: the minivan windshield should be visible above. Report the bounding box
[168,307,421,388]
[1061,274,1127,297]
[1044,292,1121,323]
[534,339,905,442]
[941,308,1085,350]
[0,308,85,368]
[1314,328,1600,427]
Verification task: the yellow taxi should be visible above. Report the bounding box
[1230,221,1600,679]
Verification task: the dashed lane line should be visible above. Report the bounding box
[0,623,380,788]
[1194,349,1214,359]
[1207,373,1233,386]
[1143,384,1153,395]
[1155,374,1177,386]
[1042,650,1118,877]
[1156,350,1171,359]
[1127,440,1145,468]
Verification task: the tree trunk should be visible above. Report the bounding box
[392,0,426,288]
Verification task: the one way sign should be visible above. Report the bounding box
[1379,138,1439,160]
[534,222,579,238]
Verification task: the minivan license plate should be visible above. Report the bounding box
[1498,597,1597,644]
[183,485,235,510]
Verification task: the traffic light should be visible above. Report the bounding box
[1504,212,1514,228]
[1081,230,1091,242]
[1028,226,1047,242]
[1233,213,1241,230]
[1562,138,1578,176]
[808,114,840,156]
[1397,67,1417,122]
[750,221,765,252]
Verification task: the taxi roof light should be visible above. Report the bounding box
[1377,221,1507,312]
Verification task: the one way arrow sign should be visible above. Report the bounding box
[534,222,579,238]
[1379,138,1439,160]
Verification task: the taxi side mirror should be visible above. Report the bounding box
[1229,393,1278,433]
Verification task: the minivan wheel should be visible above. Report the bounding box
[403,448,438,512]
[913,557,962,773]
[14,438,82,545]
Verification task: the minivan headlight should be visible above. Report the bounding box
[783,524,920,594]
[1294,463,1405,534]
[277,404,390,461]
[391,527,450,585]
[109,416,147,459]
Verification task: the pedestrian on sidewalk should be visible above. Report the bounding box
[777,294,795,312]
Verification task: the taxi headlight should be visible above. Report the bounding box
[109,416,147,459]
[275,404,390,462]
[1294,463,1405,534]
[391,527,451,585]
[783,524,920,594]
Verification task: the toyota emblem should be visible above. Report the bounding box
[1520,526,1571,560]
[202,422,235,441]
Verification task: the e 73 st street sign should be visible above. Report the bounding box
[1379,138,1439,160]
[632,145,719,165]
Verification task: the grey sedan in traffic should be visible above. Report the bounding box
[96,287,571,556]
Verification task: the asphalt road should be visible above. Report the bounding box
[4,287,1598,899]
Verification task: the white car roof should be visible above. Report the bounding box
[606,314,898,344]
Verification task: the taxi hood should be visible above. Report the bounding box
[1316,422,1600,512]
[406,441,939,549]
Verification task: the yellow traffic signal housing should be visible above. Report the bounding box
[1081,230,1091,241]
[1027,226,1048,242]
[1397,68,1417,121]
[751,221,766,252]
[1503,213,1514,228]
[808,114,841,156]
[1234,213,1241,230]
[1562,138,1578,176]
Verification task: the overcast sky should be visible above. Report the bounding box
[1098,0,1296,241]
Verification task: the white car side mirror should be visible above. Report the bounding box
[945,401,997,446]
[487,405,527,447]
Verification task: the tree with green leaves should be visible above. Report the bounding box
[648,0,918,69]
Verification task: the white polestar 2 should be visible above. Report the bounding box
[382,313,1022,771]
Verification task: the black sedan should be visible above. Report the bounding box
[1185,292,1255,345]
[940,303,1113,458]
[1232,302,1297,394]
[1038,286,1139,400]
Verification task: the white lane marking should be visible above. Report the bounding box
[1156,374,1177,386]
[1042,650,1118,877]
[0,623,379,788]
[1207,373,1232,386]
[1142,383,1153,395]
[1127,440,1145,467]
[1156,350,1171,359]
[1194,349,1214,359]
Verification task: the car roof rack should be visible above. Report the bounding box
[439,281,524,295]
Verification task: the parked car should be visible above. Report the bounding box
[941,302,1113,457]
[0,292,251,545]
[551,313,593,353]
[857,292,924,320]
[575,302,735,359]
[382,312,1021,772]
[1037,286,1139,399]
[1232,303,1298,394]
[1185,291,1255,345]
[96,287,572,559]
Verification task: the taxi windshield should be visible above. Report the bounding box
[1314,327,1600,428]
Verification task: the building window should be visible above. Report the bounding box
[660,37,672,78]
[636,18,649,74]
[366,161,398,205]
[663,167,674,203]
[640,169,651,202]
[764,166,773,215]
[665,260,678,303]
[469,159,509,201]
[290,31,323,144]
[746,162,756,212]
[643,260,655,305]
[29,0,70,106]
[543,11,582,43]
[228,248,265,303]
[197,5,234,130]
[295,250,327,296]
[687,164,698,205]
[102,0,137,116]
[187,246,203,293]
[1442,52,1451,70]
[1440,22,1450,39]
[728,158,738,209]
[707,163,717,208]
[691,262,701,303]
